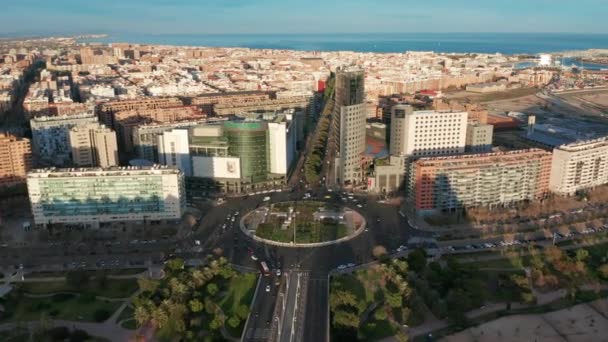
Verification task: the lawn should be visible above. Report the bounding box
[18,278,138,298]
[1,293,122,322]
[255,201,350,243]
[219,272,258,338]
[359,318,399,341]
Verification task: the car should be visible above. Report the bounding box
[356,204,363,208]
[194,240,201,246]
[251,254,259,261]
[263,196,271,202]
[265,285,271,292]
[234,211,240,216]
[346,263,355,268]
[337,265,347,270]
[396,245,407,252]
[276,269,282,277]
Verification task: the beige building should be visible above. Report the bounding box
[69,123,118,167]
[0,134,32,187]
[465,123,494,153]
[549,137,608,195]
[334,69,367,186]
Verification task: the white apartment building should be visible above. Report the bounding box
[390,104,468,158]
[69,123,119,168]
[549,137,608,195]
[157,129,192,177]
[268,121,296,176]
[27,166,185,228]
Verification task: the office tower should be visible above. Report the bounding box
[157,129,192,177]
[389,104,468,158]
[408,149,552,212]
[132,119,208,163]
[69,123,119,168]
[549,137,608,195]
[0,134,33,187]
[30,113,99,166]
[27,166,185,228]
[268,121,296,175]
[334,68,366,185]
[465,123,494,153]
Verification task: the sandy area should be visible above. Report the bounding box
[441,298,608,342]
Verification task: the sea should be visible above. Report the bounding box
[84,32,608,55]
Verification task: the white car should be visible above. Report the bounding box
[276,269,282,277]
[337,265,347,270]
[265,285,271,292]
[263,196,271,202]
[251,255,259,261]
[346,263,355,268]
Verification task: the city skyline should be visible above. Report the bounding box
[2,0,608,35]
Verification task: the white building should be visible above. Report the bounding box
[268,121,296,176]
[27,166,185,228]
[390,105,468,158]
[157,129,192,177]
[549,137,608,195]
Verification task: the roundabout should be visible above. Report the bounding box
[240,200,367,247]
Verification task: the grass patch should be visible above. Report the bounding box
[19,278,138,298]
[219,273,258,338]
[1,293,122,322]
[359,318,398,341]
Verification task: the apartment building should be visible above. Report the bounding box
[465,123,494,153]
[408,149,552,212]
[97,97,183,128]
[549,137,608,195]
[27,166,185,228]
[68,123,119,168]
[30,113,99,166]
[0,134,32,187]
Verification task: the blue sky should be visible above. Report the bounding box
[1,0,607,35]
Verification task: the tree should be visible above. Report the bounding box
[407,249,428,273]
[206,283,219,296]
[134,305,151,326]
[189,299,204,313]
[227,316,241,328]
[372,245,387,259]
[598,264,608,280]
[165,258,185,272]
[385,291,403,309]
[333,310,359,329]
[575,249,590,262]
[137,277,160,294]
[235,304,250,320]
[209,315,223,330]
[374,308,388,320]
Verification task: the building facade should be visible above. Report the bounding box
[158,129,193,177]
[0,134,32,187]
[390,105,468,158]
[465,123,494,153]
[334,68,366,185]
[30,113,99,166]
[27,166,184,228]
[68,123,119,168]
[408,149,552,212]
[549,138,608,195]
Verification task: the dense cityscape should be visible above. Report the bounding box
[1,17,608,342]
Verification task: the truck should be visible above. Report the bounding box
[259,261,271,276]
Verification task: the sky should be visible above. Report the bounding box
[1,0,607,36]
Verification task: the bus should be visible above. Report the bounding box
[259,261,271,276]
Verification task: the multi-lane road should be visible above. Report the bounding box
[1,187,423,341]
